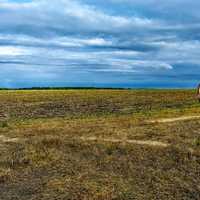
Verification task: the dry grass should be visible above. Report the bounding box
[0,89,199,120]
[0,168,12,184]
[0,89,200,200]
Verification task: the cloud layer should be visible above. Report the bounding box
[0,0,200,88]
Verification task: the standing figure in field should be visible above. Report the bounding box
[197,84,200,102]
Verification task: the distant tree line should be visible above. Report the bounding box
[0,87,129,90]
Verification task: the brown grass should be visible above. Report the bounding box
[0,89,200,200]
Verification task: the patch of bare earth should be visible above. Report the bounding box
[149,115,200,123]
[79,136,169,147]
[0,135,19,143]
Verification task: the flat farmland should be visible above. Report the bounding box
[0,89,200,200]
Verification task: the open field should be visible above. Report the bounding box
[0,89,200,200]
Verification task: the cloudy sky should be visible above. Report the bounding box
[0,0,200,88]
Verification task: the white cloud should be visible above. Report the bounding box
[0,46,27,56]
[0,0,158,36]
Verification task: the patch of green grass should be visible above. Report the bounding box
[194,137,200,147]
[0,121,8,128]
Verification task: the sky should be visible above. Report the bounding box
[0,0,200,88]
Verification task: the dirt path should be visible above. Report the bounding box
[79,136,169,147]
[0,135,19,143]
[149,115,200,123]
[0,134,168,148]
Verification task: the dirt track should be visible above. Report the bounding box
[149,115,200,123]
[79,136,169,147]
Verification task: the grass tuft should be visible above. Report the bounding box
[194,137,200,147]
[0,121,9,128]
[0,168,12,184]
